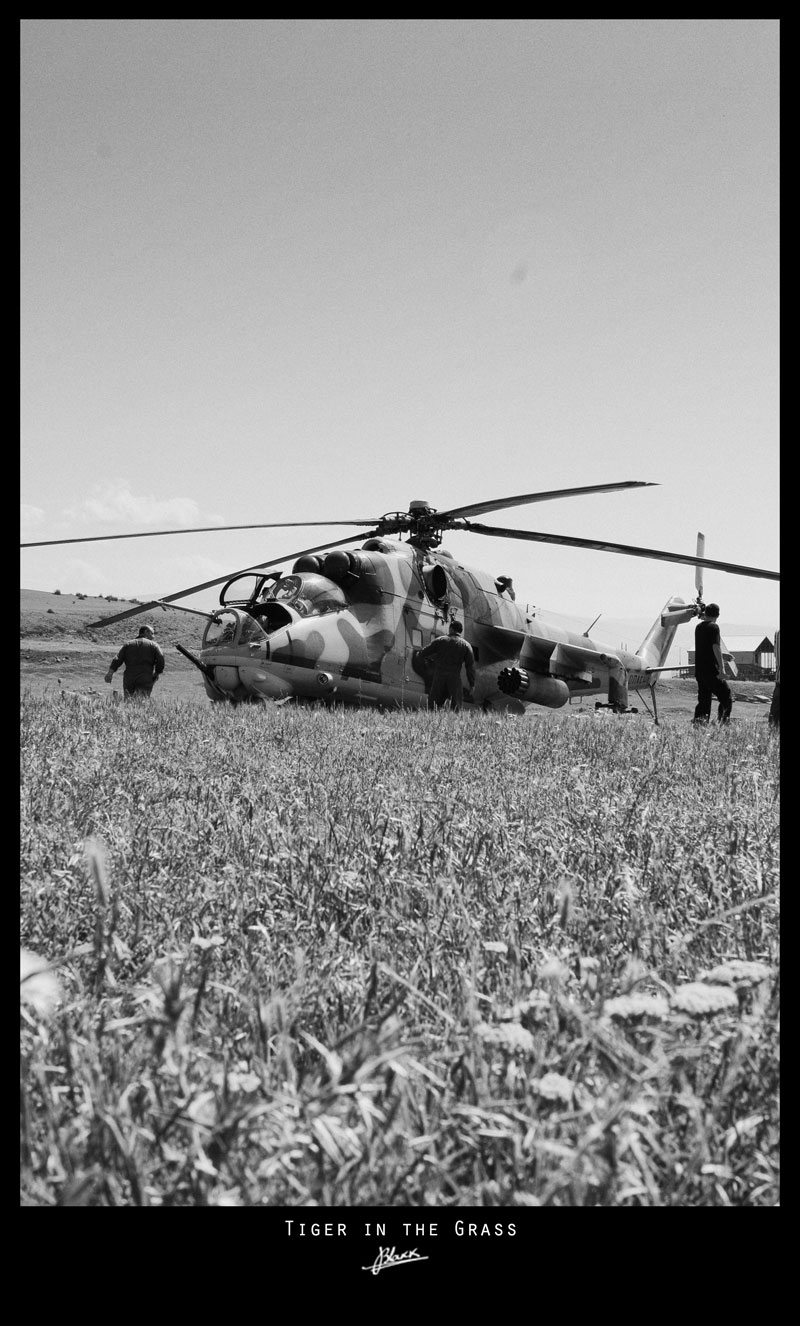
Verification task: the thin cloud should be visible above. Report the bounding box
[20,504,45,533]
[66,483,227,530]
[51,557,121,596]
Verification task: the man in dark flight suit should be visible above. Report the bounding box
[105,624,165,699]
[418,620,476,712]
[693,603,732,724]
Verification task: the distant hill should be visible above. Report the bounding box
[20,589,201,648]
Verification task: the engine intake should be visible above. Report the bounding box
[318,550,385,602]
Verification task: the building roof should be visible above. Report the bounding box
[722,636,774,655]
[688,635,773,659]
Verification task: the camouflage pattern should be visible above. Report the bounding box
[180,540,688,711]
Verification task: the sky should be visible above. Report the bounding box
[20,20,779,662]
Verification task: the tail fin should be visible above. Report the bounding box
[635,596,694,673]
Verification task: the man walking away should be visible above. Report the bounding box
[417,619,476,712]
[693,603,732,725]
[105,624,165,700]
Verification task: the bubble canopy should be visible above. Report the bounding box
[264,573,347,616]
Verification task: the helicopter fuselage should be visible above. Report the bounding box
[186,540,684,711]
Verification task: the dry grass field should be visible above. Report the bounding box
[20,589,780,1228]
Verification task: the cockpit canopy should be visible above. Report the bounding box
[205,573,349,647]
[264,573,348,616]
[219,566,348,613]
[203,609,267,649]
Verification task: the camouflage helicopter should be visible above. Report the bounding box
[24,481,779,716]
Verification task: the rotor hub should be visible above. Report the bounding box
[376,504,448,549]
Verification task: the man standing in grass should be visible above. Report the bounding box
[692,603,732,725]
[417,619,476,712]
[104,624,165,700]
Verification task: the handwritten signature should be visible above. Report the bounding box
[362,1247,429,1275]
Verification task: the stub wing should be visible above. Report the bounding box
[497,630,625,708]
[547,640,622,683]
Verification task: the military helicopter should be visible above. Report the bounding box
[23,481,779,715]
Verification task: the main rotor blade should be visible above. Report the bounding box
[695,532,705,600]
[85,532,373,628]
[21,520,379,548]
[22,481,656,546]
[465,523,779,580]
[438,480,657,523]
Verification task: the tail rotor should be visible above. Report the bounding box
[694,532,737,677]
[653,532,739,676]
[694,533,705,610]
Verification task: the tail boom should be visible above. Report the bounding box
[625,596,691,690]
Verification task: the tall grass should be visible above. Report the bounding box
[20,692,779,1207]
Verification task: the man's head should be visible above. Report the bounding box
[703,603,720,620]
[138,624,155,638]
[449,620,464,635]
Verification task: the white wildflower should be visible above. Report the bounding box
[508,992,551,1021]
[671,983,739,1016]
[534,1072,574,1104]
[601,993,669,1022]
[579,956,600,994]
[538,955,570,983]
[20,948,61,1017]
[699,960,772,989]
[476,1021,535,1054]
